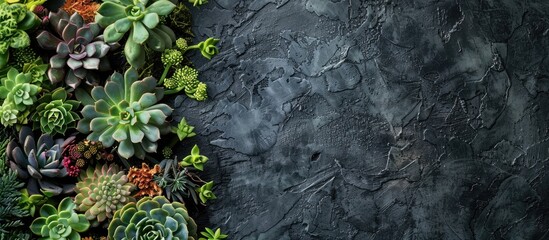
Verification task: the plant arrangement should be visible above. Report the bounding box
[0,0,228,239]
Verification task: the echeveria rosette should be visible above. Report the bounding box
[0,1,40,68]
[95,0,177,68]
[31,88,80,135]
[0,103,18,126]
[6,126,75,195]
[108,196,198,240]
[37,9,116,88]
[0,68,41,112]
[30,197,90,240]
[76,68,173,159]
[74,164,136,227]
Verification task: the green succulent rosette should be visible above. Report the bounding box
[76,68,173,159]
[30,197,91,240]
[108,196,198,240]
[31,88,80,135]
[0,67,41,111]
[95,0,177,68]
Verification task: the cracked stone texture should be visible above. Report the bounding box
[175,0,549,239]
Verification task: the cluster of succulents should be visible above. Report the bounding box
[0,0,227,239]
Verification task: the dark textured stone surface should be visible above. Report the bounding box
[177,0,549,239]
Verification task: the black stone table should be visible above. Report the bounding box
[178,0,549,239]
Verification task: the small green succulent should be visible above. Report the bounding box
[76,68,173,159]
[0,67,41,111]
[174,117,196,141]
[196,181,216,204]
[108,196,198,240]
[0,102,17,126]
[19,189,53,216]
[180,144,208,171]
[96,0,177,68]
[30,197,90,240]
[31,88,80,135]
[0,1,40,68]
[187,37,220,60]
[75,164,136,227]
[199,228,228,240]
[188,0,208,7]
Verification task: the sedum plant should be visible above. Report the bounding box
[37,10,117,88]
[0,1,40,68]
[30,197,90,240]
[6,126,75,195]
[31,88,80,135]
[74,164,136,227]
[95,0,177,68]
[76,68,173,159]
[174,117,196,141]
[108,196,198,240]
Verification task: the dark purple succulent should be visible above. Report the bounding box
[36,9,118,88]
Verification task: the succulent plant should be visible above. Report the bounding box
[199,228,228,240]
[0,1,40,68]
[180,145,208,171]
[76,68,173,159]
[128,163,162,198]
[188,0,208,7]
[0,102,18,126]
[196,181,216,204]
[74,164,136,227]
[108,196,198,240]
[7,0,46,11]
[22,57,48,83]
[36,9,116,88]
[31,88,80,135]
[6,126,75,195]
[174,117,196,141]
[0,67,42,112]
[155,158,199,203]
[95,0,177,68]
[186,37,219,60]
[30,197,90,240]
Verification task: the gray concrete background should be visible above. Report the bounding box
[177,0,549,239]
